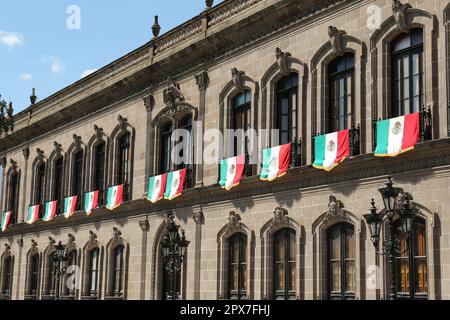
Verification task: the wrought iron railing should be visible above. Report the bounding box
[349,124,361,157]
[290,138,302,168]
[184,164,194,189]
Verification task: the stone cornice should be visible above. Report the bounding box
[2,138,449,238]
[0,0,348,150]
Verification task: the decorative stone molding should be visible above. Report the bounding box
[328,26,347,56]
[117,115,128,131]
[154,19,202,54]
[195,71,209,91]
[275,47,292,76]
[208,0,265,27]
[0,157,6,169]
[272,207,289,227]
[163,209,176,225]
[228,210,242,229]
[68,234,76,246]
[17,239,23,247]
[89,231,98,244]
[143,94,155,112]
[48,237,56,247]
[36,148,45,162]
[231,68,246,92]
[31,239,38,248]
[192,211,204,225]
[72,134,82,149]
[325,195,347,222]
[23,147,30,160]
[392,0,412,33]
[163,78,185,107]
[139,220,150,231]
[53,141,63,155]
[9,159,18,172]
[113,227,122,241]
[161,104,192,120]
[93,125,104,139]
[4,243,11,252]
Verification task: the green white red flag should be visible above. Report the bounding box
[107,185,124,210]
[64,196,78,219]
[1,212,12,232]
[313,130,350,172]
[147,174,167,203]
[260,143,291,182]
[85,191,99,215]
[374,113,420,157]
[27,205,40,224]
[164,169,186,200]
[219,155,245,190]
[44,201,57,222]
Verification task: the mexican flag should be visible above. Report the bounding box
[85,191,99,215]
[107,185,124,210]
[164,169,186,200]
[1,212,12,232]
[44,201,57,222]
[260,143,291,182]
[27,205,40,224]
[64,196,78,219]
[313,130,350,172]
[219,155,245,190]
[147,174,167,203]
[374,113,420,157]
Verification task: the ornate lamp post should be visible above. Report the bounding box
[160,211,190,300]
[52,241,68,300]
[363,175,417,300]
[0,98,14,135]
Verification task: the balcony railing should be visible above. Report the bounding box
[349,124,361,157]
[290,138,302,168]
[184,164,194,189]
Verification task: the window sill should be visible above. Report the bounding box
[24,295,37,300]
[81,295,99,300]
[0,294,11,300]
[104,295,124,301]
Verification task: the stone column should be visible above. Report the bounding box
[192,209,204,300]
[143,93,155,194]
[0,157,6,213]
[15,239,24,300]
[194,71,209,187]
[138,219,150,300]
[19,147,30,223]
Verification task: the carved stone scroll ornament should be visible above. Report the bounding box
[93,125,104,139]
[228,210,242,229]
[89,231,98,245]
[275,47,292,76]
[231,68,246,92]
[325,195,347,222]
[195,71,209,91]
[328,26,347,56]
[392,0,412,33]
[270,207,290,229]
[113,227,122,241]
[117,115,128,131]
[163,78,185,107]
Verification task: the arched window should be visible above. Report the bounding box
[1,256,12,297]
[28,254,39,298]
[160,234,181,300]
[53,157,64,215]
[273,228,296,300]
[35,163,46,219]
[232,90,251,156]
[93,142,106,205]
[117,134,130,201]
[63,250,77,298]
[327,223,355,300]
[7,172,19,225]
[160,123,173,174]
[178,115,193,170]
[276,74,298,145]
[72,150,83,211]
[228,233,247,300]
[111,245,124,298]
[395,217,428,300]
[46,256,56,297]
[328,53,355,132]
[391,28,424,117]
[88,248,100,296]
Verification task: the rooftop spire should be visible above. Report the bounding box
[206,0,214,9]
[152,15,161,38]
[30,87,37,105]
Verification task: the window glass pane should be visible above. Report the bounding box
[345,261,355,292]
[331,261,341,292]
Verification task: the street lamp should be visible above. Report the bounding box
[52,241,68,300]
[160,211,190,300]
[363,175,417,300]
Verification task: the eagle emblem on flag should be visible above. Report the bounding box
[392,121,402,135]
[229,164,236,175]
[327,140,336,152]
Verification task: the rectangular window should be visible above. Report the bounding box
[53,158,64,215]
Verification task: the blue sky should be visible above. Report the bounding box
[0,0,223,114]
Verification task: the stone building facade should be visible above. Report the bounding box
[1,0,450,300]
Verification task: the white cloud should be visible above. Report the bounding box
[41,55,64,74]
[80,68,98,78]
[20,73,33,81]
[0,31,24,47]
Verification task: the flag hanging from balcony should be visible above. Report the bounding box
[219,155,245,190]
[106,185,124,210]
[260,143,291,182]
[164,169,187,200]
[44,201,57,222]
[313,130,350,172]
[85,191,99,215]
[1,212,12,232]
[147,174,167,203]
[374,112,419,157]
[63,196,78,219]
[27,205,40,224]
